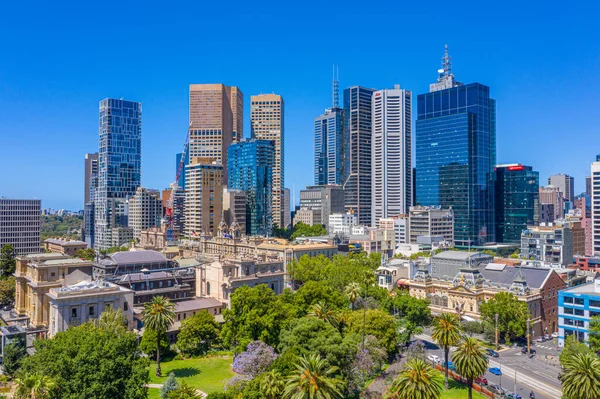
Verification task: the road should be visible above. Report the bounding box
[414,332,562,399]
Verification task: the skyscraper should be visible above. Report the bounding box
[175,152,190,190]
[371,85,412,227]
[314,71,347,186]
[282,187,291,228]
[415,46,496,245]
[189,84,243,183]
[540,185,564,220]
[343,86,376,226]
[0,199,41,255]
[128,187,164,239]
[591,156,600,255]
[493,164,539,243]
[228,139,274,236]
[184,158,223,236]
[94,98,142,250]
[83,153,98,245]
[548,174,575,202]
[251,94,284,228]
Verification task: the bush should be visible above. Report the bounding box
[462,321,484,336]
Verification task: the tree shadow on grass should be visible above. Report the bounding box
[171,367,200,378]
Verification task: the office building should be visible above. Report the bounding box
[521,225,574,266]
[348,227,395,258]
[558,279,600,346]
[540,203,555,224]
[549,174,575,202]
[371,86,412,227]
[223,189,247,236]
[540,185,564,221]
[294,185,344,231]
[592,157,600,255]
[94,98,142,250]
[328,212,358,236]
[282,188,291,228]
[343,86,376,226]
[380,215,409,246]
[228,139,274,236]
[586,176,591,197]
[83,153,99,244]
[184,158,223,237]
[188,84,243,183]
[175,152,190,190]
[408,206,454,245]
[493,164,540,243]
[251,94,284,227]
[314,76,346,186]
[128,187,164,240]
[574,195,592,256]
[111,227,133,247]
[415,46,496,245]
[0,199,41,255]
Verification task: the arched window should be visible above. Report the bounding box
[207,282,211,296]
[442,296,449,308]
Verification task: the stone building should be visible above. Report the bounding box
[43,239,88,256]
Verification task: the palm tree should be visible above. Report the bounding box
[386,358,442,399]
[431,312,461,390]
[261,370,285,399]
[561,351,600,399]
[308,301,339,328]
[143,295,175,377]
[283,354,344,399]
[452,337,488,399]
[15,373,57,399]
[345,282,361,310]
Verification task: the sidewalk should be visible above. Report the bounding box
[144,383,207,398]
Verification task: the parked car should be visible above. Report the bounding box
[474,376,488,385]
[486,348,499,357]
[489,367,502,375]
[544,334,552,340]
[427,354,440,363]
[521,347,536,354]
[551,332,558,338]
[506,393,523,399]
[444,361,456,371]
[489,384,506,395]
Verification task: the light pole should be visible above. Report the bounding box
[526,319,531,356]
[495,313,499,350]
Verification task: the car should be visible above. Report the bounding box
[486,348,499,357]
[489,367,502,375]
[536,336,545,343]
[489,384,506,395]
[427,354,440,363]
[444,361,456,371]
[474,376,488,385]
[506,393,523,399]
[544,334,552,340]
[521,347,536,354]
[551,332,558,338]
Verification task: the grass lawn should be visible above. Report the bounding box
[440,377,487,399]
[149,355,234,394]
[148,389,161,399]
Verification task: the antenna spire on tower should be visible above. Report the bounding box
[442,44,452,77]
[332,64,339,108]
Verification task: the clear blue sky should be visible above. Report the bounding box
[1,0,599,211]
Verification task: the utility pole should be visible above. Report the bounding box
[527,318,531,356]
[495,313,499,350]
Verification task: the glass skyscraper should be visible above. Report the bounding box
[493,164,539,243]
[94,98,142,249]
[314,107,346,186]
[228,139,274,236]
[176,151,190,190]
[415,47,496,245]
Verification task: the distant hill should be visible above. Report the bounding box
[41,215,83,241]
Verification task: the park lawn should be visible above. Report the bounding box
[148,389,161,399]
[149,355,234,394]
[440,377,487,399]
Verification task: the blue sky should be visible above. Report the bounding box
[1,0,599,211]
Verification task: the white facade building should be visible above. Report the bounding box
[328,212,358,236]
[128,187,163,240]
[379,216,409,246]
[371,86,412,227]
[592,158,600,255]
[409,206,454,245]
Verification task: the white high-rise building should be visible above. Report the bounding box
[128,187,164,240]
[592,157,600,255]
[0,199,41,255]
[371,86,412,227]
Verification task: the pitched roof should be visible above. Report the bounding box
[104,250,167,265]
[433,251,491,261]
[174,297,222,313]
[117,271,172,283]
[479,266,553,289]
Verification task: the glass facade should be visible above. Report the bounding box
[176,152,190,190]
[228,139,274,236]
[314,107,346,186]
[493,165,539,243]
[416,83,496,245]
[343,86,376,226]
[95,98,142,249]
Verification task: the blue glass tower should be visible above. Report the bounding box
[415,46,496,245]
[176,152,190,190]
[314,107,346,186]
[94,98,142,249]
[228,139,274,236]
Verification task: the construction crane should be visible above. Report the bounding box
[163,124,192,242]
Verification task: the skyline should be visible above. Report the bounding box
[1,0,599,210]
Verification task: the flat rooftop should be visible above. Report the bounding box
[562,281,600,295]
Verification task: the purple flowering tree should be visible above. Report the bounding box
[232,340,278,379]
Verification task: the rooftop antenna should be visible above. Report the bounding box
[332,64,339,108]
[440,44,452,77]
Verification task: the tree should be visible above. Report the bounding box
[143,296,175,377]
[283,354,344,399]
[461,321,483,337]
[260,370,285,399]
[587,316,600,352]
[176,310,220,357]
[93,307,128,334]
[479,292,529,342]
[431,312,461,390]
[232,340,278,380]
[386,358,442,399]
[0,244,17,277]
[14,374,57,399]
[19,322,148,399]
[294,281,346,312]
[290,222,327,240]
[308,301,339,328]
[452,337,488,399]
[561,352,600,399]
[405,340,428,362]
[140,328,171,360]
[560,335,592,368]
[345,282,361,310]
[383,290,431,342]
[0,276,16,307]
[161,373,179,399]
[167,381,202,399]
[3,342,26,377]
[74,248,96,261]
[345,309,400,355]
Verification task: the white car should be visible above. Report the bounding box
[427,354,440,363]
[551,332,558,338]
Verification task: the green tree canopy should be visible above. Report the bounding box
[167,381,202,399]
[587,316,600,352]
[560,334,592,367]
[383,290,431,342]
[290,222,327,240]
[479,292,529,340]
[19,322,149,399]
[3,342,26,377]
[345,309,400,355]
[386,358,442,399]
[283,354,344,399]
[561,352,600,399]
[161,373,179,399]
[176,310,220,357]
[452,337,488,399]
[432,312,461,390]
[143,296,175,377]
[0,276,16,307]
[74,248,96,261]
[0,244,17,277]
[293,280,347,312]
[139,328,171,360]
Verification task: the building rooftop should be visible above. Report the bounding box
[48,280,131,299]
[117,271,172,283]
[479,266,553,289]
[561,280,600,295]
[42,258,92,266]
[19,252,68,261]
[44,238,87,246]
[99,250,168,265]
[433,251,491,261]
[176,258,202,267]
[173,297,222,313]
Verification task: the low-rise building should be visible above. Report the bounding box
[111,227,134,248]
[47,280,134,337]
[430,251,494,280]
[558,279,600,346]
[112,269,196,305]
[93,250,176,278]
[380,215,409,247]
[573,256,600,272]
[349,227,395,258]
[376,258,410,291]
[43,239,88,256]
[293,209,316,226]
[409,206,454,246]
[521,225,574,266]
[328,212,358,236]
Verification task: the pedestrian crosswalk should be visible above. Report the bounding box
[536,344,555,350]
